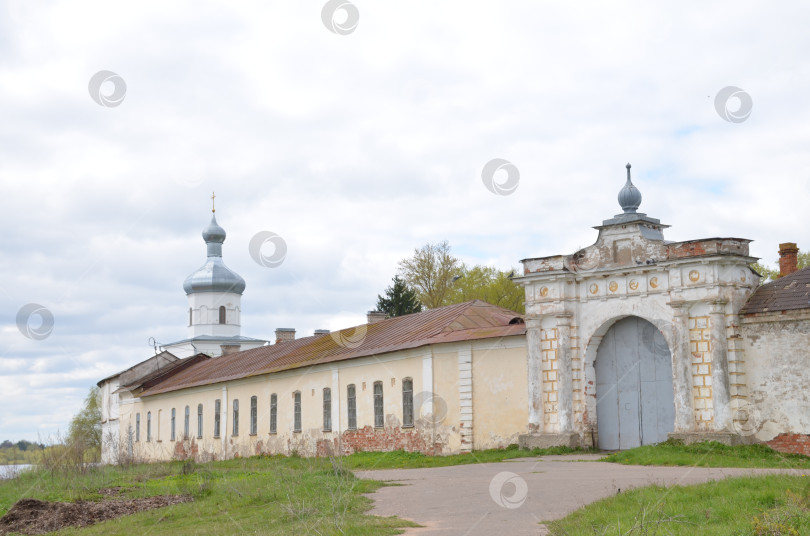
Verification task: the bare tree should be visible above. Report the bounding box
[398,241,460,309]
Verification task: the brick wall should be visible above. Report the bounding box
[689,316,714,428]
[766,433,810,456]
[326,425,441,456]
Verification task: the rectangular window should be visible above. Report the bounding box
[136,413,141,442]
[373,381,384,428]
[250,396,257,435]
[402,378,414,427]
[147,411,152,442]
[293,391,301,432]
[232,399,239,436]
[184,406,190,439]
[323,388,332,431]
[171,408,176,440]
[214,399,221,437]
[347,384,357,430]
[270,394,277,434]
[197,404,203,439]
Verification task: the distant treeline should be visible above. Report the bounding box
[0,440,46,465]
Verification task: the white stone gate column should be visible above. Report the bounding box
[670,305,695,432]
[710,302,732,430]
[525,318,543,433]
[556,315,574,433]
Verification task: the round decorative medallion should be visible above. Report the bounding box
[589,283,599,295]
[689,270,700,282]
[608,281,618,292]
[629,280,639,291]
[539,287,549,297]
[649,277,659,289]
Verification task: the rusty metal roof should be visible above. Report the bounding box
[140,300,525,397]
[741,267,810,315]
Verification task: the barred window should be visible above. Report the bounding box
[402,378,414,427]
[250,396,258,435]
[214,399,221,437]
[232,399,239,436]
[136,413,141,442]
[219,306,226,324]
[293,391,302,432]
[373,381,384,428]
[270,394,278,434]
[197,404,203,439]
[171,408,176,441]
[347,384,357,430]
[323,388,332,431]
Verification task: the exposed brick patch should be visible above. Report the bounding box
[336,426,441,456]
[767,433,810,456]
[173,438,199,460]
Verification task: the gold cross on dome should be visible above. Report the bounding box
[211,191,216,213]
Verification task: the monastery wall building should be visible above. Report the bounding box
[99,167,810,463]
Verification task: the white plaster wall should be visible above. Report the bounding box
[742,312,810,441]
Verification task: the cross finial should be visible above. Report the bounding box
[211,191,216,213]
[626,162,631,181]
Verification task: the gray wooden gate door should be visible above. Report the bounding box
[595,317,675,450]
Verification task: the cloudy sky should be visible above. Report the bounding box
[1,1,808,441]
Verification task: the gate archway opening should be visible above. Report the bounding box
[595,316,675,450]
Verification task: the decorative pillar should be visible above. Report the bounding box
[710,302,732,430]
[556,315,574,433]
[525,318,543,433]
[669,305,695,432]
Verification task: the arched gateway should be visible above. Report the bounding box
[516,164,759,450]
[595,316,674,450]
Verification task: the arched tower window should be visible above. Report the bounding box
[219,306,226,324]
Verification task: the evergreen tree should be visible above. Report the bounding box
[376,276,422,317]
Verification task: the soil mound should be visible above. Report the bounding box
[0,494,191,535]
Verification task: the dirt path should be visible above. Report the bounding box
[355,454,802,535]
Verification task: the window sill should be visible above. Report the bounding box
[196,436,202,440]
[268,432,277,435]
[401,425,414,429]
[323,430,332,433]
[249,433,257,437]
[293,430,302,434]
[213,435,220,439]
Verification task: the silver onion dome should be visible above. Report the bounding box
[183,214,246,295]
[618,163,642,214]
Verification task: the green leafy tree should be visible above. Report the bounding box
[398,241,460,309]
[445,264,525,313]
[751,250,809,284]
[376,276,422,317]
[68,386,102,462]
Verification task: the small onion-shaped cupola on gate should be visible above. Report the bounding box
[594,316,675,450]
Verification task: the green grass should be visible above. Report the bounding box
[546,474,810,535]
[0,456,416,535]
[602,440,810,469]
[0,446,589,534]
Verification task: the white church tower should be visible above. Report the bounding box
[163,198,267,357]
